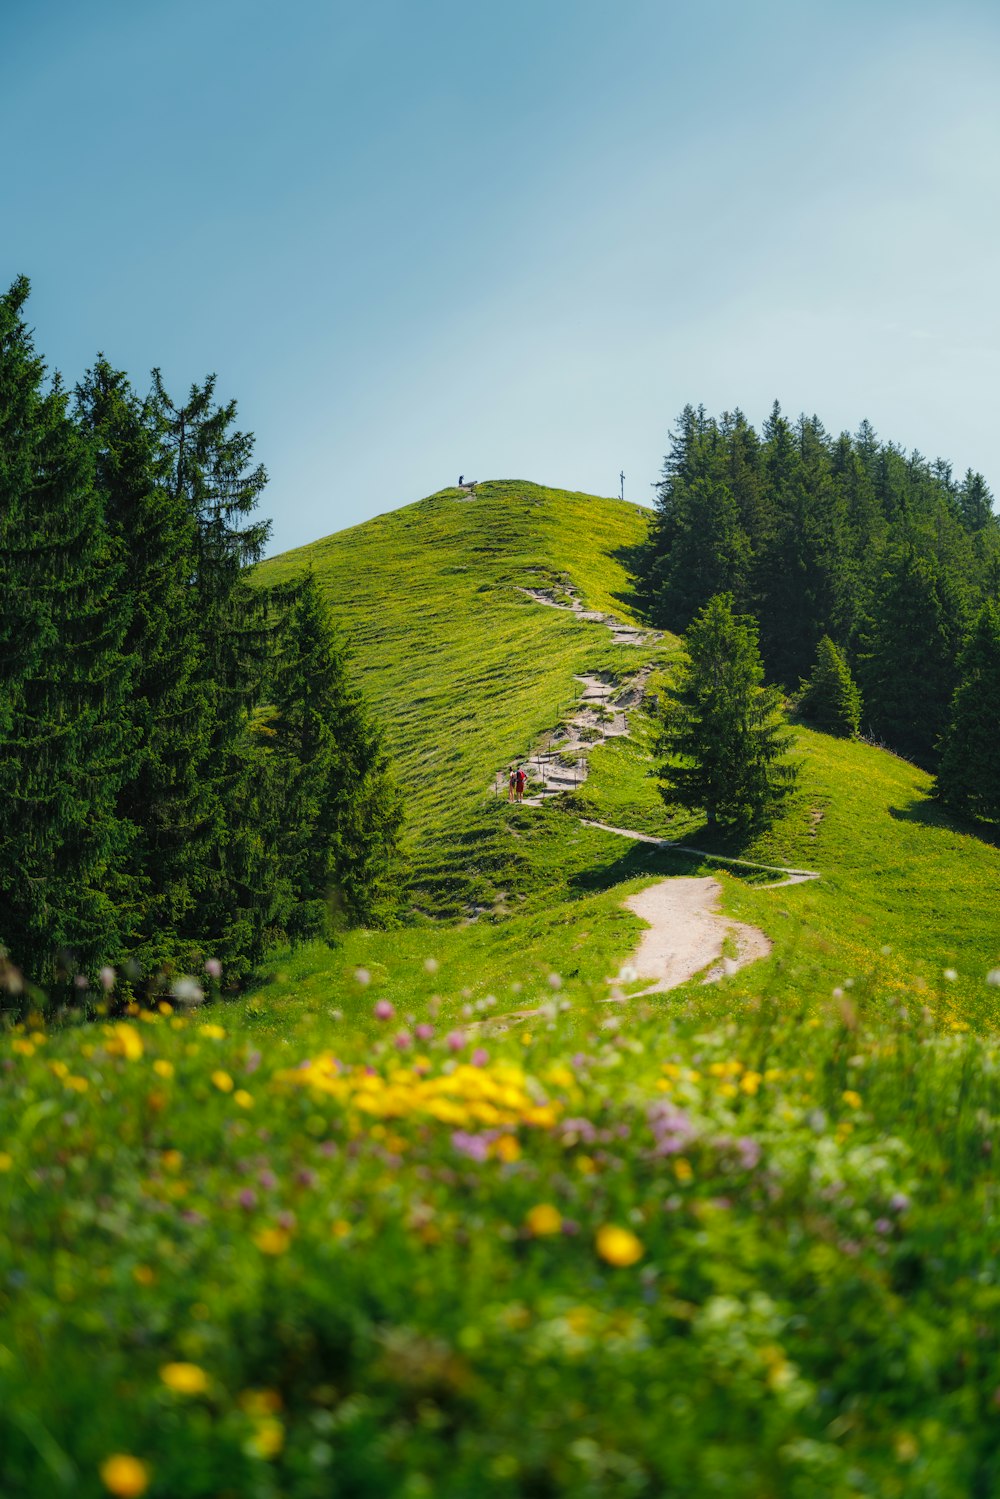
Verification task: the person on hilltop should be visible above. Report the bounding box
[508,766,517,801]
[515,766,527,802]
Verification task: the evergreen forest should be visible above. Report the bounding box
[637,402,1000,786]
[0,277,403,994]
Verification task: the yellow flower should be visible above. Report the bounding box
[595,1224,644,1267]
[113,1024,144,1061]
[494,1134,520,1163]
[331,1219,351,1239]
[673,1157,693,1184]
[212,1070,234,1093]
[0,1152,12,1173]
[239,1387,283,1416]
[161,1149,183,1173]
[199,1023,226,1040]
[153,1059,174,1079]
[12,1038,35,1056]
[842,1089,862,1109]
[255,1226,292,1256]
[246,1416,284,1459]
[545,1064,574,1089]
[740,1070,762,1096]
[159,1361,209,1396]
[99,1453,150,1497]
[525,1203,562,1236]
[233,1089,254,1108]
[132,1264,156,1287]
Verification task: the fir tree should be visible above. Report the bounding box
[799,636,862,737]
[859,548,965,767]
[935,601,1000,821]
[75,359,213,972]
[0,279,133,983]
[656,593,798,830]
[269,573,404,937]
[147,371,276,976]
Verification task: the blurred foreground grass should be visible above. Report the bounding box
[3,955,1000,1499]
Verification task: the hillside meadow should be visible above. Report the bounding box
[3,481,1000,1497]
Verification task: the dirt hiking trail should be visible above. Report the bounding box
[484,583,821,1013]
[624,876,772,993]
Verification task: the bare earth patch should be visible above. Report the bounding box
[624,877,772,993]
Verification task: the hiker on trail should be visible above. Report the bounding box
[459,474,464,487]
[508,766,517,802]
[515,767,527,802]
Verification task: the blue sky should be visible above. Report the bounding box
[4,0,999,554]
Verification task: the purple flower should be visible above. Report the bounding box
[446,1029,466,1053]
[471,1047,489,1067]
[890,1192,911,1213]
[415,1023,434,1042]
[374,1000,394,1021]
[394,1030,412,1050]
[560,1218,580,1236]
[238,1188,257,1210]
[735,1136,761,1170]
[874,1217,892,1235]
[258,1169,278,1191]
[204,957,222,980]
[295,1169,317,1189]
[277,1210,297,1231]
[452,1130,490,1162]
[245,1049,262,1074]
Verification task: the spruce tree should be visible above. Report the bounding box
[269,572,404,937]
[147,371,276,976]
[799,636,862,737]
[75,359,213,972]
[656,593,798,830]
[0,279,133,983]
[859,548,965,767]
[935,601,1000,821]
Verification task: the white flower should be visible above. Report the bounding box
[943,969,958,982]
[986,969,1000,987]
[423,958,439,975]
[618,965,638,984]
[354,968,371,987]
[171,975,205,1006]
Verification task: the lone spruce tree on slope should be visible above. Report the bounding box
[657,593,798,830]
[934,600,1000,822]
[799,636,862,737]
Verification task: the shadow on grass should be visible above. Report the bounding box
[888,798,1000,850]
[568,840,709,895]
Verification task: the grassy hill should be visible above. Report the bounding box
[252,479,1000,1036]
[5,480,1000,1496]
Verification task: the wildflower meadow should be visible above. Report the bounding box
[3,958,1000,1498]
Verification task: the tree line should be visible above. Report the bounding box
[0,277,403,995]
[639,402,1000,823]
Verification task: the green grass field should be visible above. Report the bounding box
[4,480,1000,1498]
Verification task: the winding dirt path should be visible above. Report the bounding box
[624,876,772,993]
[486,589,820,1008]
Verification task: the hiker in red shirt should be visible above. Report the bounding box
[515,767,527,802]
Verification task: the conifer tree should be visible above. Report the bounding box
[75,360,212,971]
[656,593,797,830]
[935,601,1000,821]
[269,572,404,936]
[799,636,862,737]
[0,279,133,982]
[147,371,276,974]
[859,548,965,767]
